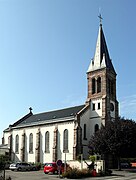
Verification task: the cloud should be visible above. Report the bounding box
[119,94,136,120]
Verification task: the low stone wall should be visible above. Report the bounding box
[67,160,105,173]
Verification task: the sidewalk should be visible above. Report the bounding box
[80,169,136,180]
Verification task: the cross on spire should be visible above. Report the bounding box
[29,107,33,113]
[98,14,103,25]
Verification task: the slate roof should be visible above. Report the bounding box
[99,25,116,73]
[87,24,116,74]
[8,105,85,128]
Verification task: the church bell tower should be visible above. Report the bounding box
[86,17,118,125]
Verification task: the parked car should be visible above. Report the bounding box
[120,162,131,168]
[44,162,58,174]
[43,162,70,174]
[130,162,136,168]
[9,162,38,171]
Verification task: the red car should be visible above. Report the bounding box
[44,162,58,174]
[44,162,70,174]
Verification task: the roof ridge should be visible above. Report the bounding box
[11,112,33,127]
[33,104,85,116]
[6,105,85,128]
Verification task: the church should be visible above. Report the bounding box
[2,18,118,163]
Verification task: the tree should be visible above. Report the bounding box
[0,155,5,171]
[89,117,136,169]
[0,154,10,180]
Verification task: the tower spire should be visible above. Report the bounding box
[87,18,116,74]
[86,17,118,124]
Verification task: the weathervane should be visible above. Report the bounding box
[98,13,103,25]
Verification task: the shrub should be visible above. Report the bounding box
[62,168,93,179]
[89,155,96,162]
[80,169,93,177]
[62,168,79,179]
[35,162,42,170]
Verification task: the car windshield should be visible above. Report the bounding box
[45,163,53,167]
[16,163,20,166]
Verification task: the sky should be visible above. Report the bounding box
[0,0,136,142]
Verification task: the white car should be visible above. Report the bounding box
[9,162,37,171]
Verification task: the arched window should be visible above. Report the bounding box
[92,78,96,94]
[97,77,101,93]
[94,124,99,133]
[83,124,87,140]
[45,131,49,153]
[63,129,68,152]
[29,133,33,153]
[15,135,19,153]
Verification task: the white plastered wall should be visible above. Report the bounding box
[3,131,10,146]
[90,99,102,118]
[12,128,25,162]
[25,127,37,163]
[80,108,90,159]
[57,121,74,162]
[3,119,75,163]
[80,101,102,159]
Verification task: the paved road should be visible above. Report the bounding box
[3,170,56,180]
[3,169,136,180]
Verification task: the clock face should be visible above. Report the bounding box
[110,103,114,112]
